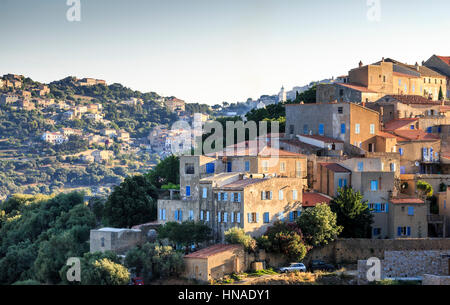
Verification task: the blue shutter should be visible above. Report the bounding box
[289,212,294,222]
[264,212,269,223]
[385,203,389,213]
[397,227,402,236]
[339,179,343,188]
[400,166,406,174]
[341,123,346,134]
[399,148,404,156]
[297,210,302,218]
[407,227,411,236]
[237,193,241,202]
[179,210,183,221]
[230,193,234,202]
[245,161,250,172]
[429,148,433,161]
[174,210,178,221]
[247,213,251,223]
[375,203,380,213]
[186,186,191,197]
[319,124,324,136]
[227,161,232,172]
[206,162,215,174]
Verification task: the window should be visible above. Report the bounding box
[292,190,298,200]
[200,210,204,221]
[426,127,432,133]
[341,123,346,134]
[223,192,228,201]
[289,125,295,135]
[303,124,308,135]
[370,124,375,135]
[319,124,324,136]
[227,161,232,172]
[101,237,105,247]
[373,228,381,236]
[248,212,258,223]
[338,107,343,114]
[279,190,284,200]
[410,125,415,130]
[231,212,235,223]
[175,210,183,221]
[355,124,360,134]
[223,212,228,223]
[159,209,167,220]
[357,162,364,171]
[400,166,406,174]
[444,200,447,209]
[280,162,286,172]
[408,206,414,216]
[338,178,348,188]
[186,186,191,197]
[404,84,408,93]
[296,161,302,178]
[236,212,241,223]
[189,210,194,220]
[206,162,215,174]
[397,226,411,236]
[398,79,402,86]
[412,85,415,93]
[399,148,404,156]
[245,161,250,172]
[390,163,396,172]
[263,212,270,223]
[261,191,272,200]
[289,211,301,222]
[185,163,195,174]
[217,212,221,223]
[202,187,207,198]
[262,160,269,172]
[370,180,378,191]
[206,211,210,222]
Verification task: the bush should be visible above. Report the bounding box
[224,228,256,252]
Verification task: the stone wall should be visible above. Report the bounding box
[90,228,143,254]
[305,238,450,264]
[422,274,450,285]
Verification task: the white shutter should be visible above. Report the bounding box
[247,213,251,223]
[200,210,204,221]
[279,190,284,200]
[230,193,234,202]
[237,213,241,223]
[206,211,210,222]
[238,193,241,202]
[163,209,166,220]
[224,212,228,223]
[256,213,259,223]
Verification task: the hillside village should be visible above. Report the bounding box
[2,55,450,286]
[87,55,450,285]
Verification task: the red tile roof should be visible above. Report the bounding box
[206,140,306,158]
[299,134,344,144]
[320,163,351,173]
[184,244,242,259]
[377,131,397,139]
[220,178,266,189]
[337,83,376,93]
[437,56,450,66]
[384,118,418,131]
[392,130,440,142]
[390,197,424,204]
[302,192,332,207]
[386,95,441,105]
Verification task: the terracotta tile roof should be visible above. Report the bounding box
[337,83,376,93]
[299,134,344,144]
[437,56,450,66]
[390,197,424,205]
[184,244,242,259]
[320,163,351,173]
[393,72,419,78]
[440,105,450,112]
[206,140,306,158]
[392,130,440,142]
[384,118,418,131]
[302,192,332,207]
[376,131,397,138]
[280,139,320,150]
[386,95,440,105]
[220,178,267,189]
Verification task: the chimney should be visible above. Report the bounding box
[359,60,363,68]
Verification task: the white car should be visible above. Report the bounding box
[279,263,307,273]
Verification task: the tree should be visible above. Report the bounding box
[224,227,256,252]
[104,175,157,228]
[416,180,433,198]
[124,243,184,282]
[82,258,130,285]
[146,155,180,188]
[330,187,373,238]
[256,221,308,261]
[158,221,212,250]
[297,203,343,246]
[439,86,444,101]
[289,86,317,104]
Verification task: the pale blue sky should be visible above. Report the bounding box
[1,0,449,104]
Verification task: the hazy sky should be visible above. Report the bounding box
[1,0,450,104]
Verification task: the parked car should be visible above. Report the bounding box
[279,263,307,273]
[132,277,144,285]
[309,260,336,272]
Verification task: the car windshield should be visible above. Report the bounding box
[291,263,301,267]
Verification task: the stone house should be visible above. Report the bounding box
[90,228,143,254]
[424,55,450,99]
[285,102,381,153]
[387,197,428,238]
[184,244,245,283]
